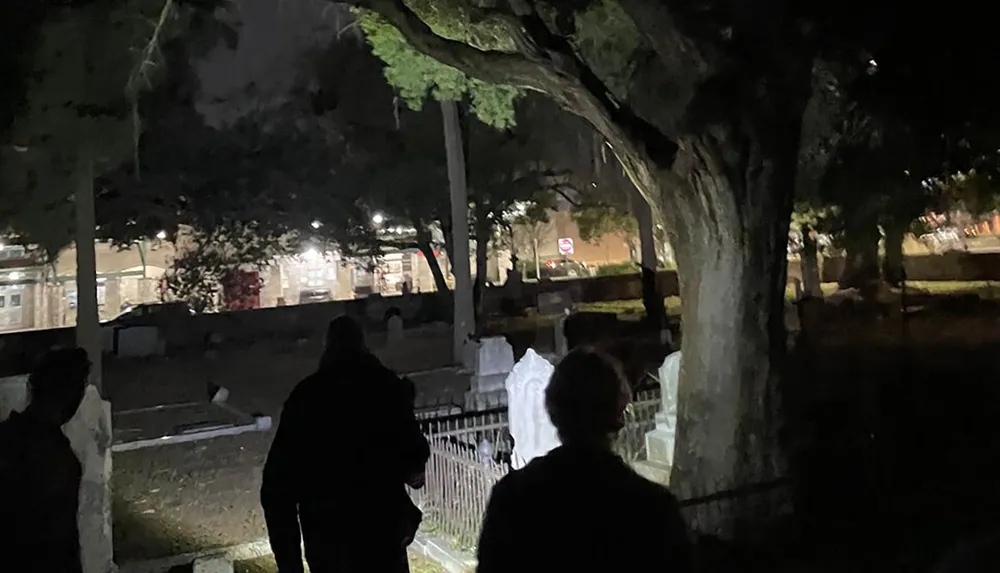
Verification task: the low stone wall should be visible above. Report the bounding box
[819,252,1000,282]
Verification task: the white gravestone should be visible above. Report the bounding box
[635,351,680,486]
[64,385,114,573]
[465,337,515,409]
[505,349,560,469]
[0,377,114,573]
[387,315,405,346]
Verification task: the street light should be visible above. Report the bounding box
[302,246,320,262]
[311,220,322,229]
[155,230,167,240]
[372,213,385,225]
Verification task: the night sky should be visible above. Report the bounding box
[194,0,347,126]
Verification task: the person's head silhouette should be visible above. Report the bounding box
[545,347,631,447]
[323,315,367,359]
[27,347,90,426]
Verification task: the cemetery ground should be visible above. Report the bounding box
[107,282,1000,570]
[233,553,446,573]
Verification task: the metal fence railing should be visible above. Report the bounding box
[410,437,510,550]
[411,387,664,548]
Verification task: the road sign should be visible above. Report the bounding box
[558,237,574,255]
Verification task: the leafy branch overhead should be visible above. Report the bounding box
[356,8,521,128]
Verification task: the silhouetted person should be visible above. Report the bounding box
[0,347,90,573]
[261,316,429,573]
[477,347,692,573]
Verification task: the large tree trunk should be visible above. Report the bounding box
[881,221,906,287]
[74,156,102,391]
[800,225,823,298]
[631,185,666,329]
[441,99,474,361]
[838,220,880,290]
[665,129,797,534]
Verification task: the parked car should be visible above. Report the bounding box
[104,301,194,326]
[298,288,333,304]
[539,259,591,280]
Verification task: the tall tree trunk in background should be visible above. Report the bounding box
[473,210,490,318]
[71,153,115,573]
[441,99,474,362]
[416,228,449,293]
[800,225,823,297]
[882,220,907,286]
[74,156,101,390]
[838,219,881,290]
[630,185,666,329]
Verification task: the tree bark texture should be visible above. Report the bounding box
[74,156,102,392]
[441,99,474,361]
[800,226,823,298]
[838,221,881,290]
[664,127,798,530]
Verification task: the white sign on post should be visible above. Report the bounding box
[557,237,574,255]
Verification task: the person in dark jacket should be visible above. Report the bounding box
[476,347,692,573]
[0,347,90,573]
[261,316,430,573]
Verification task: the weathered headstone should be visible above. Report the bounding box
[0,377,114,573]
[554,313,569,357]
[537,290,574,316]
[116,325,165,358]
[0,374,28,421]
[387,314,405,346]
[505,349,559,469]
[64,385,114,573]
[465,336,515,409]
[634,350,680,486]
[784,300,800,346]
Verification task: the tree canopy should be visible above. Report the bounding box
[342,0,1000,511]
[0,0,233,257]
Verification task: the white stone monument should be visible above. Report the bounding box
[387,314,405,346]
[465,336,515,409]
[64,385,115,573]
[505,349,560,469]
[2,377,115,573]
[634,350,680,486]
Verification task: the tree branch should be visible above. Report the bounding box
[349,0,677,195]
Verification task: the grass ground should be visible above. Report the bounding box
[233,552,446,573]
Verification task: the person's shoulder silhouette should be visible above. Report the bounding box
[0,347,90,573]
[477,347,692,573]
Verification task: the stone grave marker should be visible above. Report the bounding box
[537,290,574,316]
[0,374,28,421]
[64,384,114,573]
[387,314,405,345]
[505,349,560,468]
[465,336,515,409]
[634,350,680,486]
